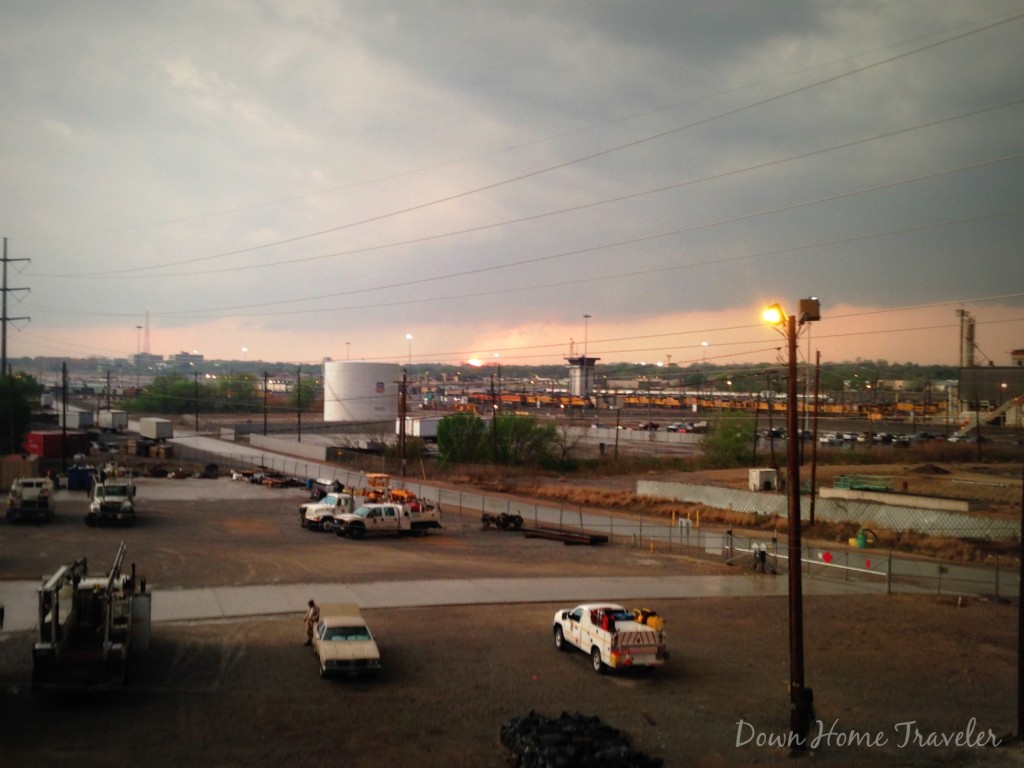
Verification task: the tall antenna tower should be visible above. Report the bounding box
[1,238,30,377]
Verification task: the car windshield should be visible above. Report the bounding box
[353,506,374,518]
[324,626,371,641]
[322,494,341,505]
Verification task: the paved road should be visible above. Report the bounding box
[0,572,875,633]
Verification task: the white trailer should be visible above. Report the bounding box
[98,409,129,432]
[396,416,440,440]
[138,417,173,441]
[58,409,94,430]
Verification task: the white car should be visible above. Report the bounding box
[312,604,381,678]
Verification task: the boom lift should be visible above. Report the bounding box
[32,542,150,692]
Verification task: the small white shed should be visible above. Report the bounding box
[748,468,778,492]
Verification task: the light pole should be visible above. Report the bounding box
[405,334,413,366]
[135,325,142,389]
[763,298,820,750]
[583,314,592,408]
[700,341,708,402]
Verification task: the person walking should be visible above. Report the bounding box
[303,599,320,646]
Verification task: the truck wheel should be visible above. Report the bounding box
[348,524,365,540]
[553,626,568,652]
[591,647,605,674]
[85,514,95,527]
[320,519,334,533]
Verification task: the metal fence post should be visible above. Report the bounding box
[994,555,999,601]
[887,549,893,595]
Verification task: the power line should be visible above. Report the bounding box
[34,12,1024,280]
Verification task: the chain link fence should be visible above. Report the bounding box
[169,443,1018,599]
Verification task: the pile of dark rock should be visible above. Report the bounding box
[500,711,663,767]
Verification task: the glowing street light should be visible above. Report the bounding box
[405,333,413,365]
[762,297,820,750]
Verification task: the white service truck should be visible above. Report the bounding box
[299,492,357,532]
[333,501,442,540]
[87,470,136,526]
[552,603,667,674]
[6,477,56,523]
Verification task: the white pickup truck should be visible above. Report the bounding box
[333,501,442,540]
[552,603,667,673]
[299,492,356,532]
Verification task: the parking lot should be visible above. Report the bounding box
[0,475,1019,767]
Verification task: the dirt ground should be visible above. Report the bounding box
[0,476,1022,767]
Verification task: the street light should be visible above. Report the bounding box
[405,333,413,365]
[762,297,820,749]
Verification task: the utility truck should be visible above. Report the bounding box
[87,467,136,526]
[552,603,667,674]
[7,476,56,523]
[333,501,442,540]
[33,541,150,691]
[299,491,357,532]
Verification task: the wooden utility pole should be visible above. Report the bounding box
[810,351,821,525]
[399,370,408,477]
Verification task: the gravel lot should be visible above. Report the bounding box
[0,476,1021,767]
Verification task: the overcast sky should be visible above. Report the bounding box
[2,1,1022,373]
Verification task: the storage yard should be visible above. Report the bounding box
[0,476,1019,767]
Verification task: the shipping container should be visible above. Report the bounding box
[23,430,90,459]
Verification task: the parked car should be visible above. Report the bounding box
[311,604,381,678]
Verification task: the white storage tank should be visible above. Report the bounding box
[323,361,400,422]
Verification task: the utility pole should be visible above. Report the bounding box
[263,371,269,436]
[193,371,200,431]
[399,370,408,477]
[490,373,499,463]
[296,365,302,442]
[1,238,31,377]
[61,363,68,475]
[810,351,821,525]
